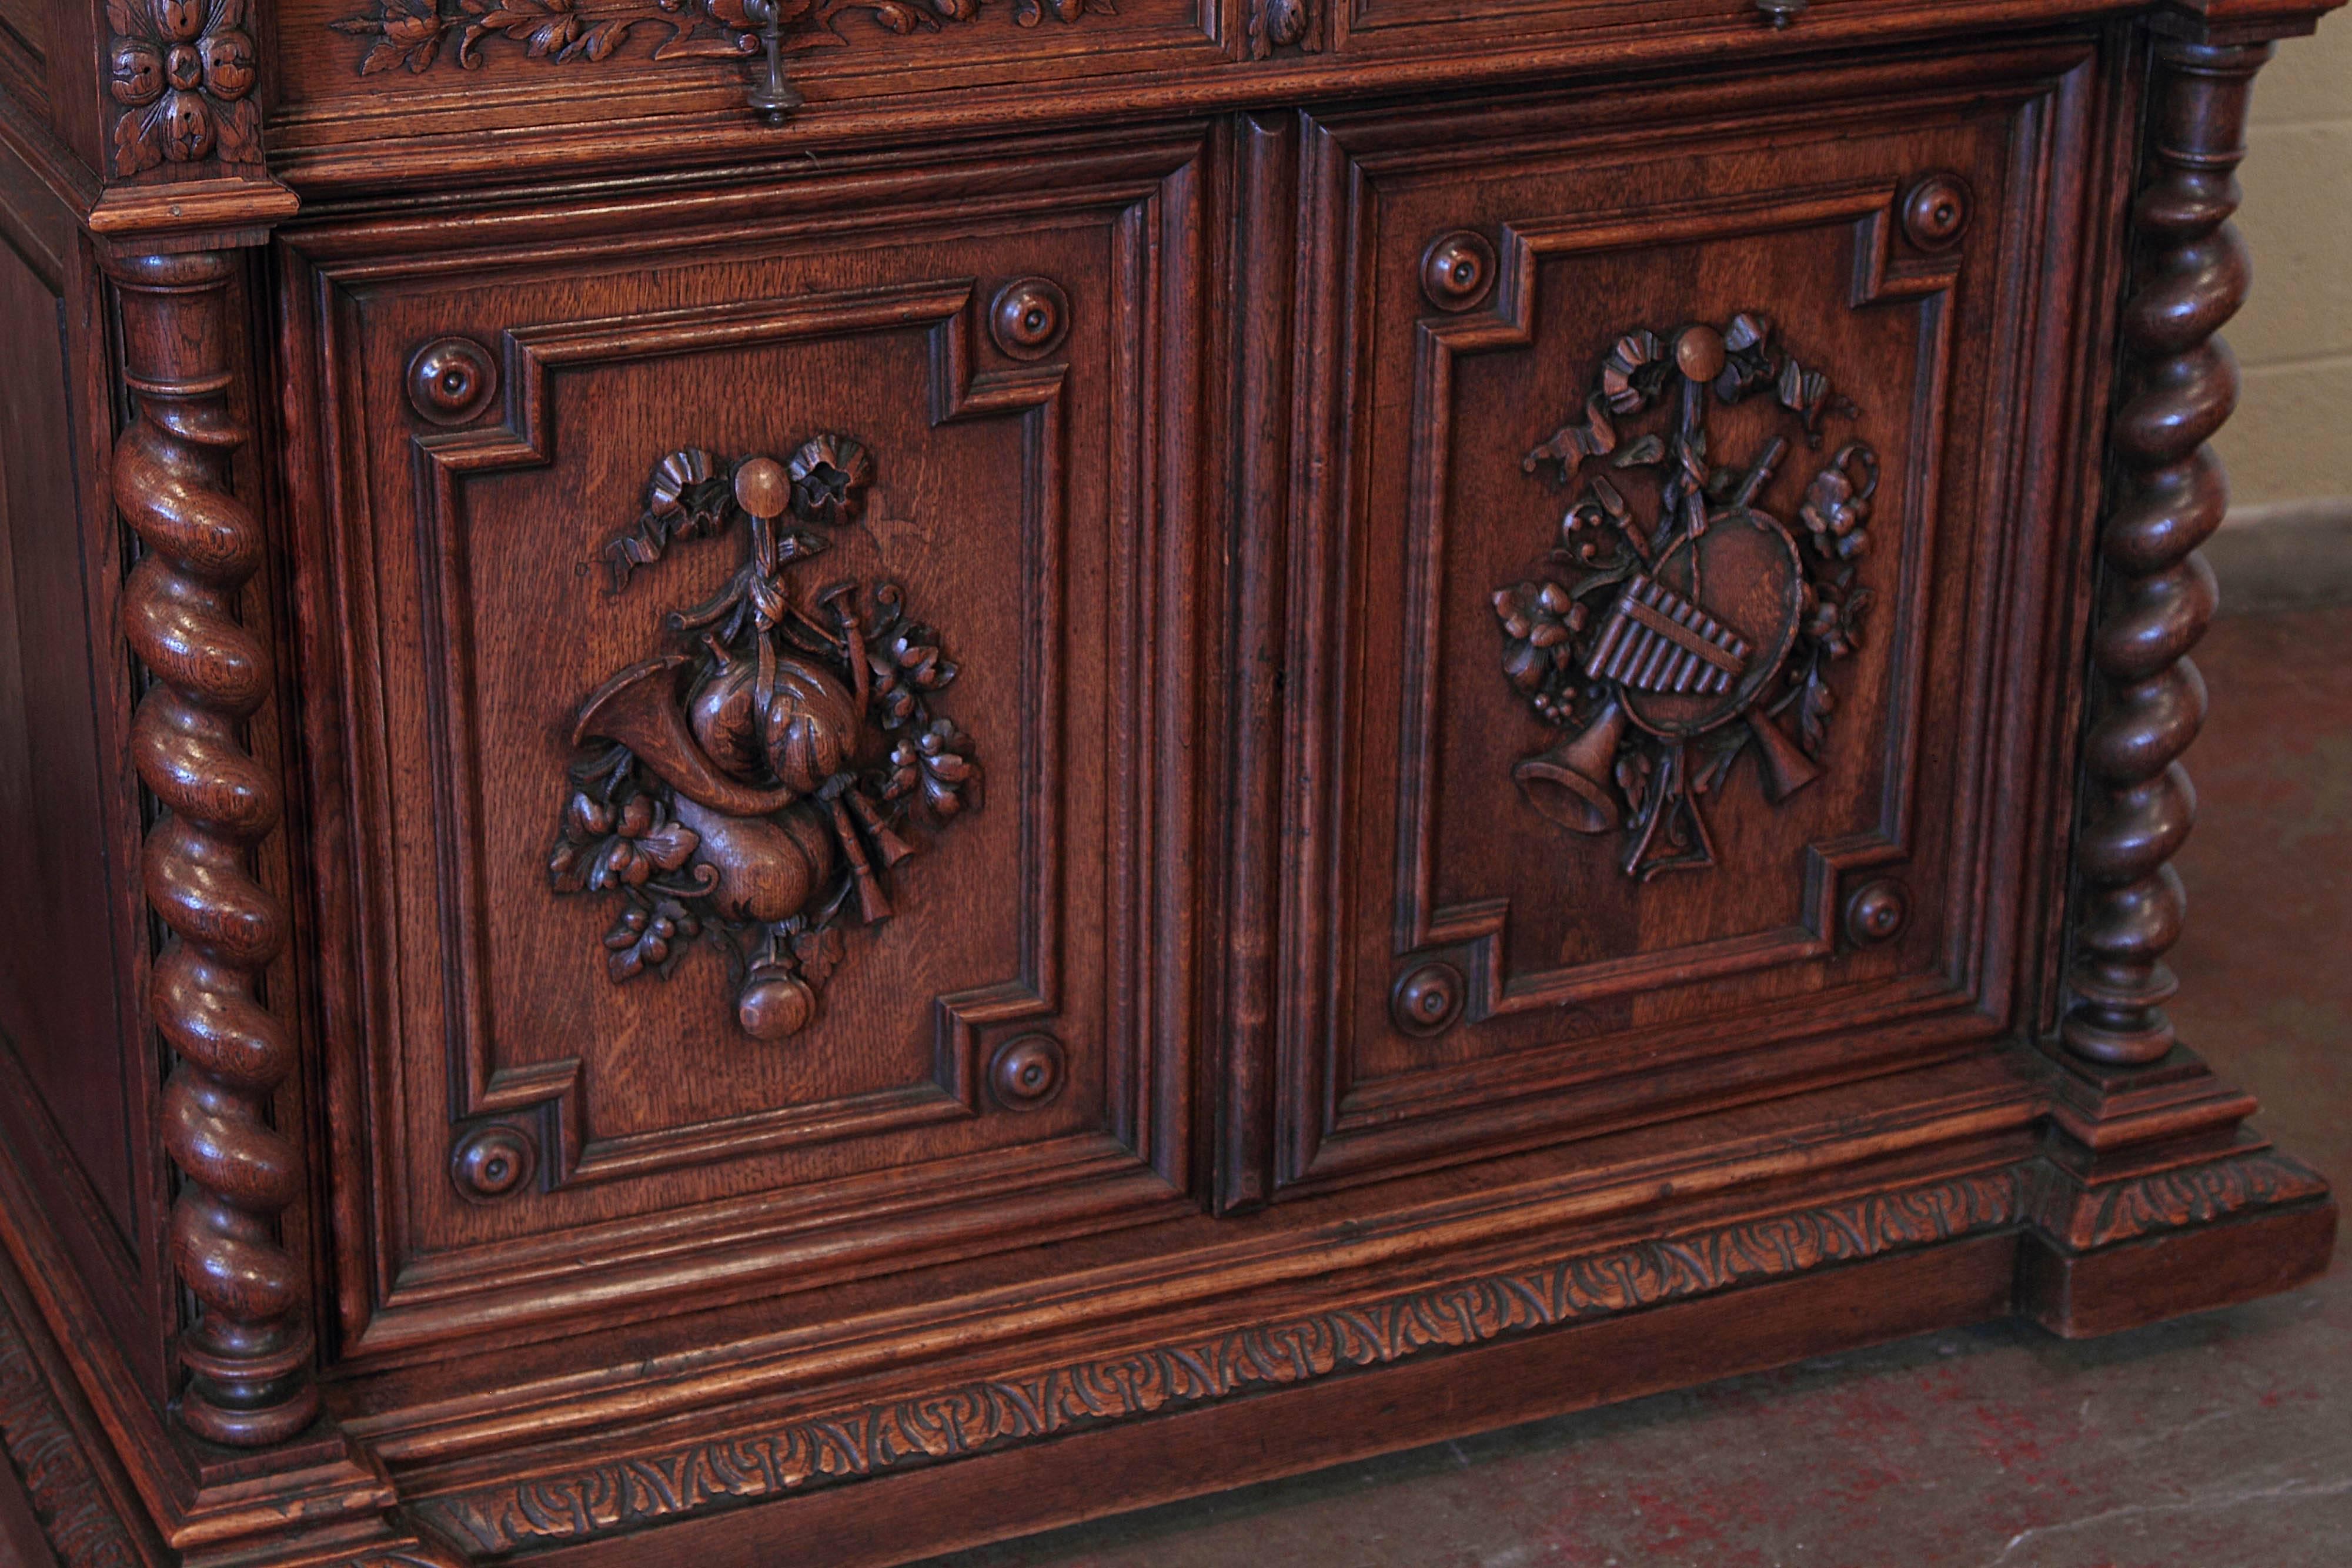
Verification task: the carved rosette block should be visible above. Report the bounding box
[1502,316,1875,880]
[108,0,262,176]
[547,436,984,1046]
[2062,41,2270,1068]
[108,251,317,1446]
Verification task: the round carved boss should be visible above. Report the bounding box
[990,278,1070,361]
[1421,230,1497,313]
[1844,878,1910,947]
[405,336,499,426]
[1902,175,1971,252]
[1391,961,1466,1037]
[450,1122,536,1202]
[990,1034,1068,1110]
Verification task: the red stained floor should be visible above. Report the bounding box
[925,605,2352,1568]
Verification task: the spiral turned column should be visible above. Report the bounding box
[108,250,318,1445]
[2063,41,2272,1068]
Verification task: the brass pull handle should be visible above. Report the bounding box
[744,0,803,126]
[1753,0,1808,26]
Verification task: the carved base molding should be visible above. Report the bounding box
[409,1144,2330,1559]
[0,1289,142,1568]
[0,1128,2328,1564]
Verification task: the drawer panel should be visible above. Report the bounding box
[285,135,1205,1356]
[1269,55,2094,1191]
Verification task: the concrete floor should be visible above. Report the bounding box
[926,604,2352,1568]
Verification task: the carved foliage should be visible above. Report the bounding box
[549,437,981,1044]
[0,1301,139,1568]
[1501,313,1876,879]
[424,1171,2019,1552]
[330,0,1110,76]
[108,0,261,175]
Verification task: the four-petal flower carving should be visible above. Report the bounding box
[109,0,261,175]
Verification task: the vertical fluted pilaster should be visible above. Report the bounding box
[108,250,317,1446]
[2063,40,2272,1067]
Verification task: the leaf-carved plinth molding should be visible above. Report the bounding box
[0,1298,142,1568]
[2027,1151,2328,1253]
[423,1172,2021,1553]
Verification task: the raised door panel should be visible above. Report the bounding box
[285,133,1204,1360]
[1270,49,2098,1192]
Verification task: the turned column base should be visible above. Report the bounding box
[2019,1049,2336,1338]
[2020,1186,2336,1338]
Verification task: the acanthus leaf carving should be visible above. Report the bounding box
[0,1296,141,1568]
[1501,313,1876,881]
[546,436,982,1047]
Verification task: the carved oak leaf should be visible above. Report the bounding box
[790,925,847,987]
[460,0,585,63]
[330,0,450,72]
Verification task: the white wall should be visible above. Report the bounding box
[2216,14,2352,516]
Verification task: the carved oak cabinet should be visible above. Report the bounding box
[0,0,2338,1560]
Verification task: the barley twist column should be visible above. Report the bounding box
[2063,39,2273,1068]
[109,249,318,1445]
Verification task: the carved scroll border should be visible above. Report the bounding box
[406,280,1069,1197]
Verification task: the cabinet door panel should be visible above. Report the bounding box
[1273,55,2092,1192]
[288,138,1204,1358]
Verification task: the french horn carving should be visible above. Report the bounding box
[1499,315,1877,880]
[549,436,981,1041]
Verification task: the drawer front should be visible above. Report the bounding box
[286,135,1205,1357]
[1269,51,2096,1192]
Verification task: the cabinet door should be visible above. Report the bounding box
[284,134,1205,1359]
[1262,48,2100,1193]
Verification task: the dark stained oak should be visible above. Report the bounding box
[0,0,2339,1563]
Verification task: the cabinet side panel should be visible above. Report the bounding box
[0,239,136,1245]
